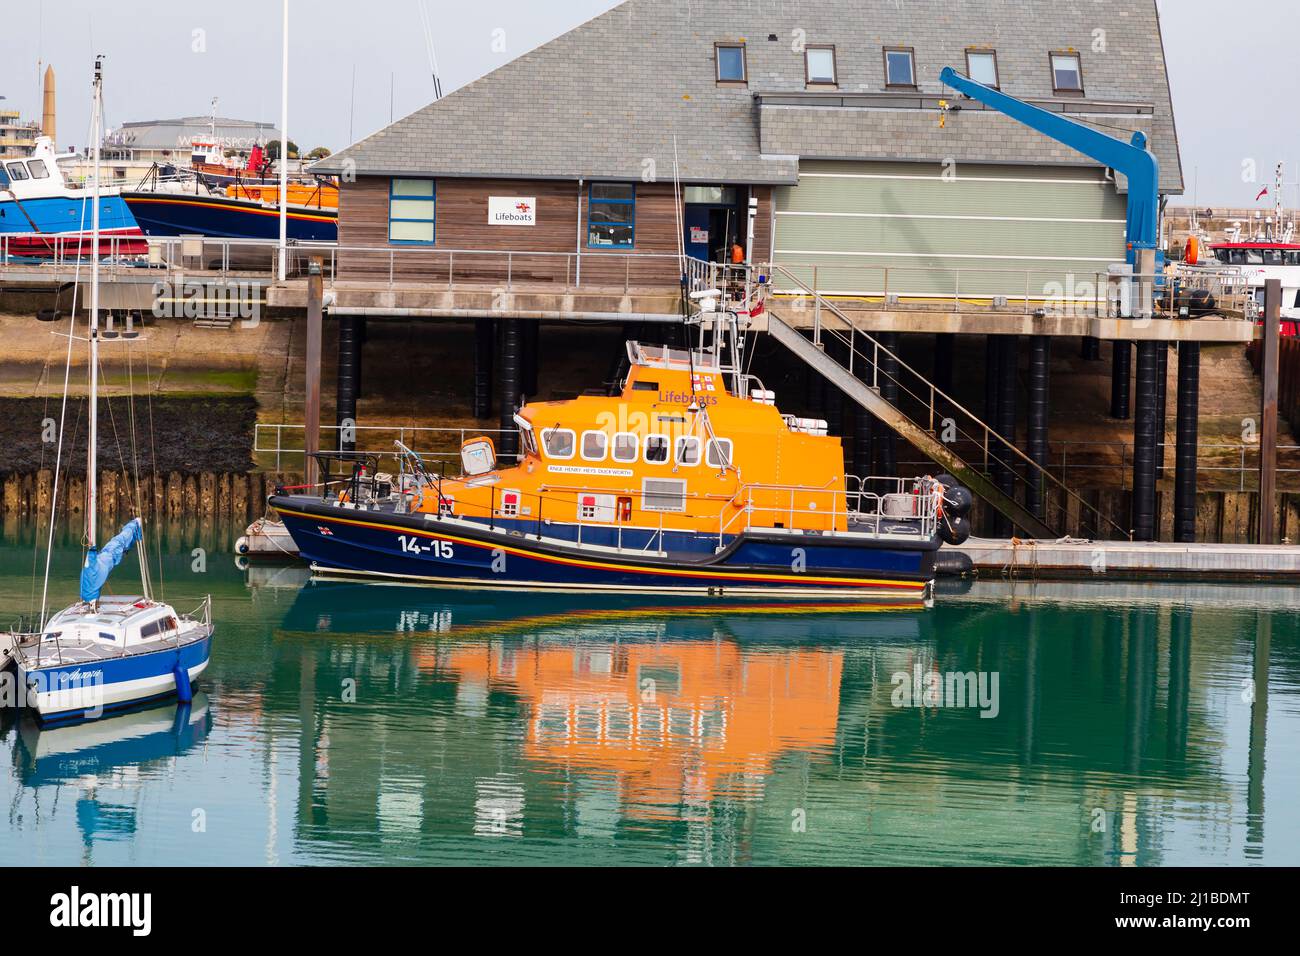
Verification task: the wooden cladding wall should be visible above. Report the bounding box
[338,177,773,289]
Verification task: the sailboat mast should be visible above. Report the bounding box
[87,56,103,551]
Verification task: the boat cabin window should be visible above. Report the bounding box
[642,478,688,513]
[675,436,701,466]
[1262,249,1286,266]
[612,432,639,463]
[581,430,608,461]
[644,435,670,464]
[706,438,733,469]
[99,631,117,642]
[26,159,50,179]
[5,162,30,182]
[541,428,576,460]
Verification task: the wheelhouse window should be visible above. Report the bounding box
[612,432,639,463]
[26,159,50,179]
[1050,52,1083,94]
[805,45,837,86]
[587,183,635,248]
[388,178,436,244]
[675,436,701,466]
[644,434,670,464]
[965,49,999,88]
[884,47,916,88]
[541,428,576,459]
[5,161,30,182]
[706,438,733,469]
[581,430,608,461]
[716,43,747,83]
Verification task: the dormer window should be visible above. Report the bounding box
[884,47,916,88]
[965,49,1000,88]
[1051,51,1084,94]
[805,45,837,86]
[716,43,747,84]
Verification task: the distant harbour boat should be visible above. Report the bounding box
[0,136,147,257]
[121,183,337,242]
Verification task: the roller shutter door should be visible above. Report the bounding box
[772,160,1128,304]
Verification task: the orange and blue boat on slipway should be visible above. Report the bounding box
[270,292,972,604]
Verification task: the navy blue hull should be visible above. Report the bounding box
[272,497,935,600]
[122,192,337,241]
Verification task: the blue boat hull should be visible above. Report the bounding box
[0,195,146,256]
[272,496,935,601]
[122,192,337,241]
[19,635,212,725]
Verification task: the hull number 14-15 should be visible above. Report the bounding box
[398,535,454,559]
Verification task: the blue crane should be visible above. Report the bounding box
[938,67,1161,256]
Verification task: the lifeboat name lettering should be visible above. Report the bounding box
[548,465,634,478]
[658,390,717,406]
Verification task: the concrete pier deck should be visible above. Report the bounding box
[955,536,1300,582]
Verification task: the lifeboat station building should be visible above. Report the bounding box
[300,0,1255,542]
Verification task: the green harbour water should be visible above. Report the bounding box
[1,519,1297,867]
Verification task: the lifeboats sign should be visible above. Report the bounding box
[488,197,536,226]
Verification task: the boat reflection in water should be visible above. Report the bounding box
[4,696,212,861]
[271,580,1267,865]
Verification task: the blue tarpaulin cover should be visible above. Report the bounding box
[80,519,143,603]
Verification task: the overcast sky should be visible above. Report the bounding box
[0,0,1292,207]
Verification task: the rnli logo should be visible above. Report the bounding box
[515,201,531,214]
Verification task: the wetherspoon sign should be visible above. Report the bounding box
[488,197,537,226]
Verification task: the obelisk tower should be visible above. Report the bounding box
[41,65,56,145]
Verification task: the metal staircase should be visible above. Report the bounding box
[761,265,1130,541]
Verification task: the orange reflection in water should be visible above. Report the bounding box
[444,640,843,815]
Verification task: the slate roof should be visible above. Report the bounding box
[314,0,1183,194]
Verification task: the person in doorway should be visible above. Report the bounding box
[730,241,745,265]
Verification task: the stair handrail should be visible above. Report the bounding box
[766,263,1132,541]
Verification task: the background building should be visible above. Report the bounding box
[314,0,1182,301]
[0,109,42,158]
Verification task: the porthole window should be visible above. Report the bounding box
[612,432,639,463]
[675,436,701,466]
[706,438,733,469]
[541,428,576,460]
[581,430,608,461]
[645,435,670,464]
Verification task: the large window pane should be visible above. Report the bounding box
[807,47,836,84]
[389,220,434,242]
[389,177,435,244]
[1051,53,1082,92]
[717,45,746,82]
[389,198,435,220]
[967,51,998,87]
[588,182,635,248]
[885,49,915,86]
[392,179,434,197]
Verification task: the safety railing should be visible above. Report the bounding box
[892,440,1300,493]
[767,259,1251,319]
[254,423,519,472]
[0,232,722,294]
[767,263,1131,540]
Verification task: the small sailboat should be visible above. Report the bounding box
[1,58,213,725]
